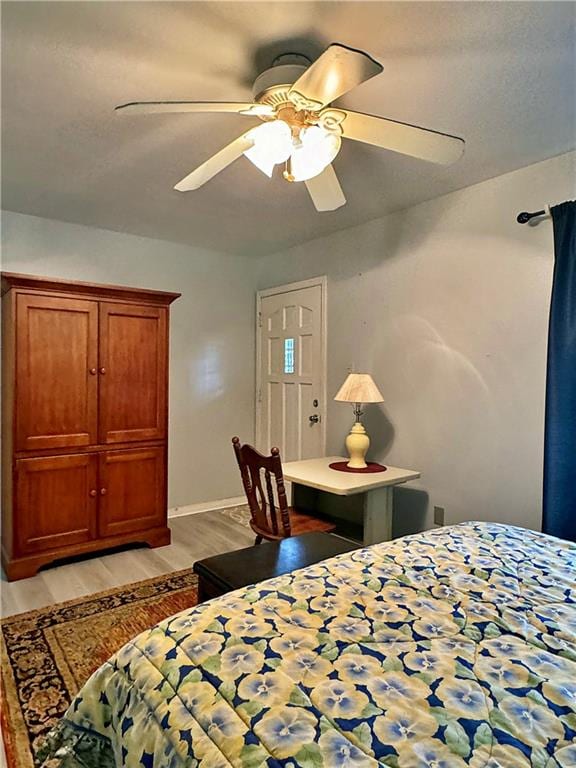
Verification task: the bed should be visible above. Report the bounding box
[39,522,576,768]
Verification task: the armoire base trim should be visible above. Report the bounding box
[2,526,171,581]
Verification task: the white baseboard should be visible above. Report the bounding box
[168,496,246,519]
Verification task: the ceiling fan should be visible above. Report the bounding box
[116,43,465,212]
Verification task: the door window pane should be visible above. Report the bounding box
[284,338,295,374]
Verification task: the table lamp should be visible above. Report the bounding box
[334,373,384,468]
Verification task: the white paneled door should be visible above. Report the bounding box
[257,279,326,462]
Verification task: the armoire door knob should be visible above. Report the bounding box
[100,488,107,496]
[99,367,106,375]
[89,368,97,375]
[89,489,97,497]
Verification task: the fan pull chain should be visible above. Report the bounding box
[283,157,295,183]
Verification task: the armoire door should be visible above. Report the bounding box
[15,453,98,554]
[16,294,99,451]
[99,303,167,444]
[98,447,166,537]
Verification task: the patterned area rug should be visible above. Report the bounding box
[1,569,198,768]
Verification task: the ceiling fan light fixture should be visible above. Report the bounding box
[289,125,341,182]
[243,120,293,177]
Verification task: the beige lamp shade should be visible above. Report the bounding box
[334,373,384,403]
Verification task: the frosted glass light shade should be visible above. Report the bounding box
[290,126,341,182]
[243,121,341,182]
[243,121,293,177]
[334,373,384,403]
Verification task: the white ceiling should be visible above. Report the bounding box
[2,2,575,257]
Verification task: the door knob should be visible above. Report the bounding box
[100,488,107,496]
[309,414,320,424]
[89,368,97,375]
[99,367,106,375]
[89,489,97,497]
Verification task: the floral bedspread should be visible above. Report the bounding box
[40,523,576,768]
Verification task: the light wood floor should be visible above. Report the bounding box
[1,509,255,618]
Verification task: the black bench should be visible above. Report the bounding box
[193,532,359,602]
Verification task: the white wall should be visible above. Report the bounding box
[257,152,576,534]
[1,211,257,508]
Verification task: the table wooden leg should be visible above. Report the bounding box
[363,486,393,545]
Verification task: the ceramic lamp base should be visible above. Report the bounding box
[345,422,370,469]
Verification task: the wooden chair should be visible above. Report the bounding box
[232,437,336,544]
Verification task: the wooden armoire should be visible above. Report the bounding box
[1,273,180,580]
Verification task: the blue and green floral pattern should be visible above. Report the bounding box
[40,523,576,767]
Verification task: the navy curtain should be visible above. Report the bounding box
[543,201,576,541]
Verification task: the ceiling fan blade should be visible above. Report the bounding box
[115,101,274,117]
[340,109,465,165]
[288,43,382,111]
[305,164,346,212]
[174,134,254,191]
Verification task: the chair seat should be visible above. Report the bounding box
[287,507,336,536]
[249,507,336,542]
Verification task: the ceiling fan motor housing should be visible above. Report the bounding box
[252,64,308,106]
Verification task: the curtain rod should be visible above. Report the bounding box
[517,205,552,224]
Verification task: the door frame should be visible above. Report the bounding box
[255,276,327,457]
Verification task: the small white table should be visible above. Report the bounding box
[282,456,420,545]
